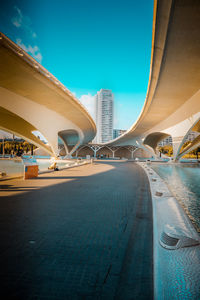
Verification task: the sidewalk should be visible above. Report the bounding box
[0,161,153,299]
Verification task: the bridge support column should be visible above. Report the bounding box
[176,134,200,160]
[131,150,134,159]
[61,141,69,158]
[75,145,87,158]
[136,140,157,159]
[64,139,83,159]
[110,150,116,158]
[107,146,119,158]
[126,146,136,159]
[171,136,184,161]
[90,145,102,158]
[70,140,82,157]
[164,113,200,161]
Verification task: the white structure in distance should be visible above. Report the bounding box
[94,89,113,143]
[113,129,127,139]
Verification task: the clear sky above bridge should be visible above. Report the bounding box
[0,0,154,130]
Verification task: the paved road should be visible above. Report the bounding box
[0,161,153,300]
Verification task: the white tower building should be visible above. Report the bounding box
[95,89,113,143]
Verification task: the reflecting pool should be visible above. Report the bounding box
[151,163,200,231]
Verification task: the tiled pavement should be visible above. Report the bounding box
[0,161,153,300]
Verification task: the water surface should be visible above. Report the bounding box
[151,163,200,230]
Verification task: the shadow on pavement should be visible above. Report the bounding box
[0,161,153,299]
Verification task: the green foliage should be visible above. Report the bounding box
[159,142,200,159]
[158,145,173,157]
[0,140,37,155]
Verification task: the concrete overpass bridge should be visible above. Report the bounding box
[98,0,200,161]
[1,0,200,162]
[0,33,96,157]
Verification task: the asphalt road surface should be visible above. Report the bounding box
[0,160,153,299]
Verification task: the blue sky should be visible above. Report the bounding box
[0,0,154,130]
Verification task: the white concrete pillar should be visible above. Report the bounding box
[135,140,156,159]
[107,146,118,159]
[110,150,116,158]
[125,146,136,159]
[68,139,82,158]
[171,136,184,161]
[90,145,102,158]
[131,150,134,159]
[59,136,69,157]
[163,113,200,161]
[177,135,200,160]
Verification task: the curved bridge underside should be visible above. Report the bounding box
[103,0,200,160]
[0,106,52,155]
[0,33,96,157]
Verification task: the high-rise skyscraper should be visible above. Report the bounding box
[94,89,113,143]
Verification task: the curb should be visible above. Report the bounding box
[0,160,92,181]
[137,162,200,299]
